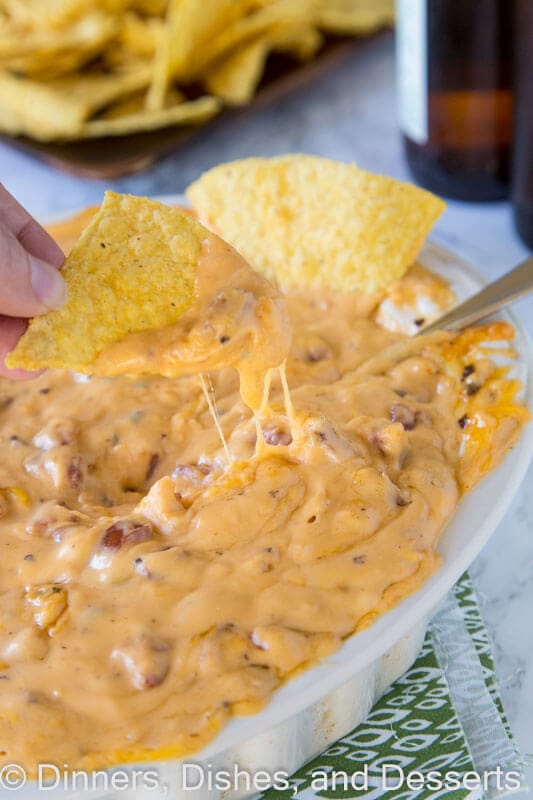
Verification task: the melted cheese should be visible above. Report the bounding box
[199,372,232,464]
[0,213,528,774]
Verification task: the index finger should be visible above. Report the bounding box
[0,184,64,269]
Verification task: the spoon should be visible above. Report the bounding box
[418,255,533,335]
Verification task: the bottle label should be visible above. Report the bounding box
[397,0,428,144]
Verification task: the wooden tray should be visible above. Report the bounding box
[0,31,389,179]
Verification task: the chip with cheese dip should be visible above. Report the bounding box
[7,191,291,411]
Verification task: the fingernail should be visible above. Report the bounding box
[29,256,66,311]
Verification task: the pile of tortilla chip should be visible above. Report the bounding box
[0,0,393,141]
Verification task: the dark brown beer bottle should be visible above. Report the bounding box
[397,0,512,201]
[512,0,533,248]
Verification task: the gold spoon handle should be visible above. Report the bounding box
[419,255,533,335]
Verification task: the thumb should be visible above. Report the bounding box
[0,220,66,317]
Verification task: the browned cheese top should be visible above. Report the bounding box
[0,211,528,772]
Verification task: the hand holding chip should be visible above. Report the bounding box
[0,184,65,380]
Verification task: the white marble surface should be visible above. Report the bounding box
[0,31,531,793]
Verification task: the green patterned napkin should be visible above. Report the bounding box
[261,574,527,800]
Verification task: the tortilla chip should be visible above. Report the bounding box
[204,23,321,105]
[102,12,163,71]
[3,0,158,27]
[95,86,183,120]
[7,193,208,372]
[0,67,151,139]
[0,11,118,78]
[188,0,318,79]
[147,0,251,109]
[274,24,323,60]
[315,0,394,33]
[77,95,220,138]
[0,0,112,30]
[204,37,270,105]
[187,155,446,293]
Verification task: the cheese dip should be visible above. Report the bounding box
[0,211,527,772]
